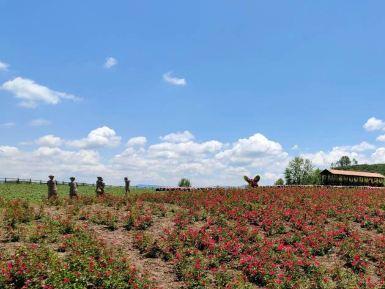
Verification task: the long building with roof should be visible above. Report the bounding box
[320,169,385,187]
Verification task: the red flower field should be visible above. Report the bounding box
[1,186,385,288]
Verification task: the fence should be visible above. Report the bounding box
[0,177,122,188]
[2,178,382,190]
[155,184,385,191]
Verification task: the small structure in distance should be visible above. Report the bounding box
[320,169,385,187]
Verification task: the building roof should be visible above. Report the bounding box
[321,169,385,179]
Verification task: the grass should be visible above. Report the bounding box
[0,183,154,203]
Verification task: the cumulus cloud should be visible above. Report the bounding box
[28,118,51,127]
[148,140,223,159]
[0,61,9,71]
[35,135,63,147]
[1,77,80,108]
[302,142,376,168]
[67,126,121,149]
[0,129,292,186]
[372,148,385,162]
[0,145,108,181]
[377,135,385,142]
[112,132,287,186]
[160,131,194,143]
[4,127,384,186]
[363,117,385,131]
[104,57,117,69]
[303,150,357,168]
[350,141,376,152]
[126,136,147,147]
[216,133,288,167]
[163,72,186,86]
[0,146,19,156]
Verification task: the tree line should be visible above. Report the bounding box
[178,156,360,187]
[275,155,358,186]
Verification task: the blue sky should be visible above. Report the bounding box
[1,1,385,185]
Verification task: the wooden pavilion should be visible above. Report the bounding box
[320,169,385,187]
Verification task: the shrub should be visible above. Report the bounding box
[178,178,191,188]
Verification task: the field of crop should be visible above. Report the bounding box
[0,185,385,288]
[0,183,153,203]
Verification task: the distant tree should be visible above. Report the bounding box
[333,156,352,168]
[284,157,316,185]
[352,158,358,165]
[178,178,191,187]
[307,168,322,185]
[275,178,284,186]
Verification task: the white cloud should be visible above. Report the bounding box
[363,117,385,131]
[216,133,288,166]
[126,136,147,147]
[148,140,223,159]
[163,72,186,86]
[0,61,9,71]
[4,127,385,186]
[0,145,107,181]
[303,149,358,168]
[1,77,80,108]
[0,146,19,156]
[104,57,117,69]
[302,142,376,168]
[67,126,121,149]
[112,132,287,186]
[0,129,291,186]
[29,118,51,127]
[36,135,63,147]
[213,134,289,182]
[377,135,385,142]
[0,122,15,128]
[350,141,376,152]
[264,172,281,181]
[372,148,385,162]
[291,144,299,150]
[303,146,385,168]
[160,131,194,143]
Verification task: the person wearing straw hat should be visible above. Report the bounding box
[69,177,78,199]
[47,175,58,199]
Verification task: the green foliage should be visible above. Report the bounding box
[0,230,152,289]
[274,178,284,186]
[309,168,322,185]
[178,178,191,187]
[334,163,385,176]
[284,157,321,185]
[0,183,154,203]
[332,156,357,168]
[2,199,37,228]
[0,195,154,289]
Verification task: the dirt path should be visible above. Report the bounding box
[42,202,185,289]
[85,213,184,289]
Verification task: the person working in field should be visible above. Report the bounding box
[69,177,78,199]
[95,177,105,196]
[124,177,130,196]
[47,175,58,199]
